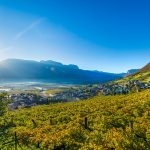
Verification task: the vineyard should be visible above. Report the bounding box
[0,90,150,149]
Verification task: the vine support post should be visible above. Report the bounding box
[85,117,88,129]
[14,132,17,150]
[32,119,37,127]
[37,142,40,148]
[129,121,134,130]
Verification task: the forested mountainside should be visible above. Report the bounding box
[0,59,122,84]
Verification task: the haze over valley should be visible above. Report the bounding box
[0,58,124,85]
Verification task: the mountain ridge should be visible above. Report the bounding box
[0,59,122,84]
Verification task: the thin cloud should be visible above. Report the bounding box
[14,18,45,41]
[0,18,45,53]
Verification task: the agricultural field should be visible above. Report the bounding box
[0,89,150,149]
[44,88,69,96]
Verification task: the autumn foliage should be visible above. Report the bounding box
[0,90,150,149]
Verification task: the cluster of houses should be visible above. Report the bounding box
[49,85,100,102]
[7,93,48,110]
[7,80,150,110]
[7,85,100,110]
[100,80,150,95]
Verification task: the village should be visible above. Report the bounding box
[6,80,150,110]
[101,80,150,95]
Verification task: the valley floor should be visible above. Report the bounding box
[0,90,150,149]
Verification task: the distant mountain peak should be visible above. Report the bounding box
[40,60,79,69]
[126,69,139,76]
[40,60,63,66]
[0,58,122,84]
[65,64,79,70]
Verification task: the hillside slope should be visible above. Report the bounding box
[129,63,150,82]
[139,62,150,73]
[1,90,150,149]
[118,62,150,82]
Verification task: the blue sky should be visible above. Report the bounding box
[0,0,150,73]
